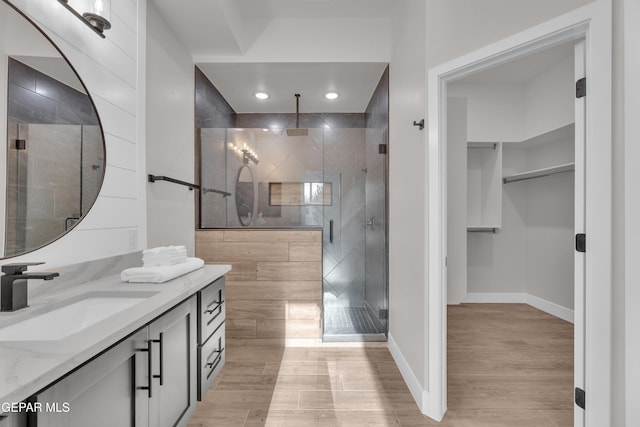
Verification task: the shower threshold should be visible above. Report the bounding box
[323,306,387,342]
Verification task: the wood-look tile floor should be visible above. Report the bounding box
[189,303,573,426]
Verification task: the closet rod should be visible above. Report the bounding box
[467,143,497,150]
[502,163,575,184]
[467,227,498,233]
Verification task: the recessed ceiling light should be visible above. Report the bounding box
[325,92,339,100]
[255,92,269,100]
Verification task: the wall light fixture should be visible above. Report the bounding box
[57,0,112,38]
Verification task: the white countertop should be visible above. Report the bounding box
[0,264,230,406]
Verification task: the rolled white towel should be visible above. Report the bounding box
[121,257,204,283]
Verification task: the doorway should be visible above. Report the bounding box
[426,2,612,423]
[445,40,579,422]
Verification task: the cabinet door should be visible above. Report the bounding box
[148,297,197,427]
[36,328,150,427]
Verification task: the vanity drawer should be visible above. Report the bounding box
[197,323,225,401]
[197,277,225,344]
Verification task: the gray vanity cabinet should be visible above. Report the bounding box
[147,297,197,427]
[36,296,198,427]
[197,277,226,400]
[36,328,150,427]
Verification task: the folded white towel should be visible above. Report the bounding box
[142,245,187,266]
[121,257,205,283]
[143,245,186,256]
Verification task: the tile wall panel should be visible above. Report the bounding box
[196,229,323,342]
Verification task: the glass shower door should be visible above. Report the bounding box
[364,127,388,334]
[322,127,387,340]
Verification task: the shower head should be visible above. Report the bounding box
[286,93,309,136]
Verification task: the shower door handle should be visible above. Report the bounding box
[329,220,334,243]
[366,217,375,231]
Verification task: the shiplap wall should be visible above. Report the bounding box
[4,0,146,269]
[196,229,323,342]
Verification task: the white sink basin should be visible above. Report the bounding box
[0,294,153,341]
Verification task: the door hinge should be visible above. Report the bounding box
[14,139,26,150]
[576,77,586,98]
[575,387,585,409]
[378,309,389,320]
[576,233,586,253]
[378,144,387,154]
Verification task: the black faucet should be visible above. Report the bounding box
[1,263,59,312]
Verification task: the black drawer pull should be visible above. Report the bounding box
[205,349,224,372]
[205,300,224,314]
[151,333,163,386]
[135,340,153,398]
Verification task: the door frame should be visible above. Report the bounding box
[425,1,611,423]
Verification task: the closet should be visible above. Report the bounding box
[446,42,576,323]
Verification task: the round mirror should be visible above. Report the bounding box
[1,0,106,258]
[235,165,254,226]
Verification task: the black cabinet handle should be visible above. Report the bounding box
[135,340,153,398]
[151,334,163,386]
[205,300,224,314]
[329,219,334,243]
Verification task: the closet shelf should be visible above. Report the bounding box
[502,162,575,184]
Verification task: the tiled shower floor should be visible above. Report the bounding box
[324,306,381,335]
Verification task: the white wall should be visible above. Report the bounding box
[448,83,526,142]
[1,0,146,270]
[388,0,427,396]
[145,2,196,255]
[524,138,575,309]
[624,0,640,423]
[446,98,467,304]
[524,56,574,138]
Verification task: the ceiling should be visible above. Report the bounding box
[197,62,388,113]
[151,0,392,114]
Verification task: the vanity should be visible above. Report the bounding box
[0,264,229,427]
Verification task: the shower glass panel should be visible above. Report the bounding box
[199,127,325,228]
[198,126,388,341]
[5,123,102,256]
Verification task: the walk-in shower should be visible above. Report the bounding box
[199,121,388,341]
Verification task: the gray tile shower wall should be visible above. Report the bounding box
[7,58,98,126]
[195,66,236,129]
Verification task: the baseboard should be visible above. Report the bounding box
[526,294,574,324]
[461,292,574,323]
[462,292,527,303]
[387,334,427,414]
